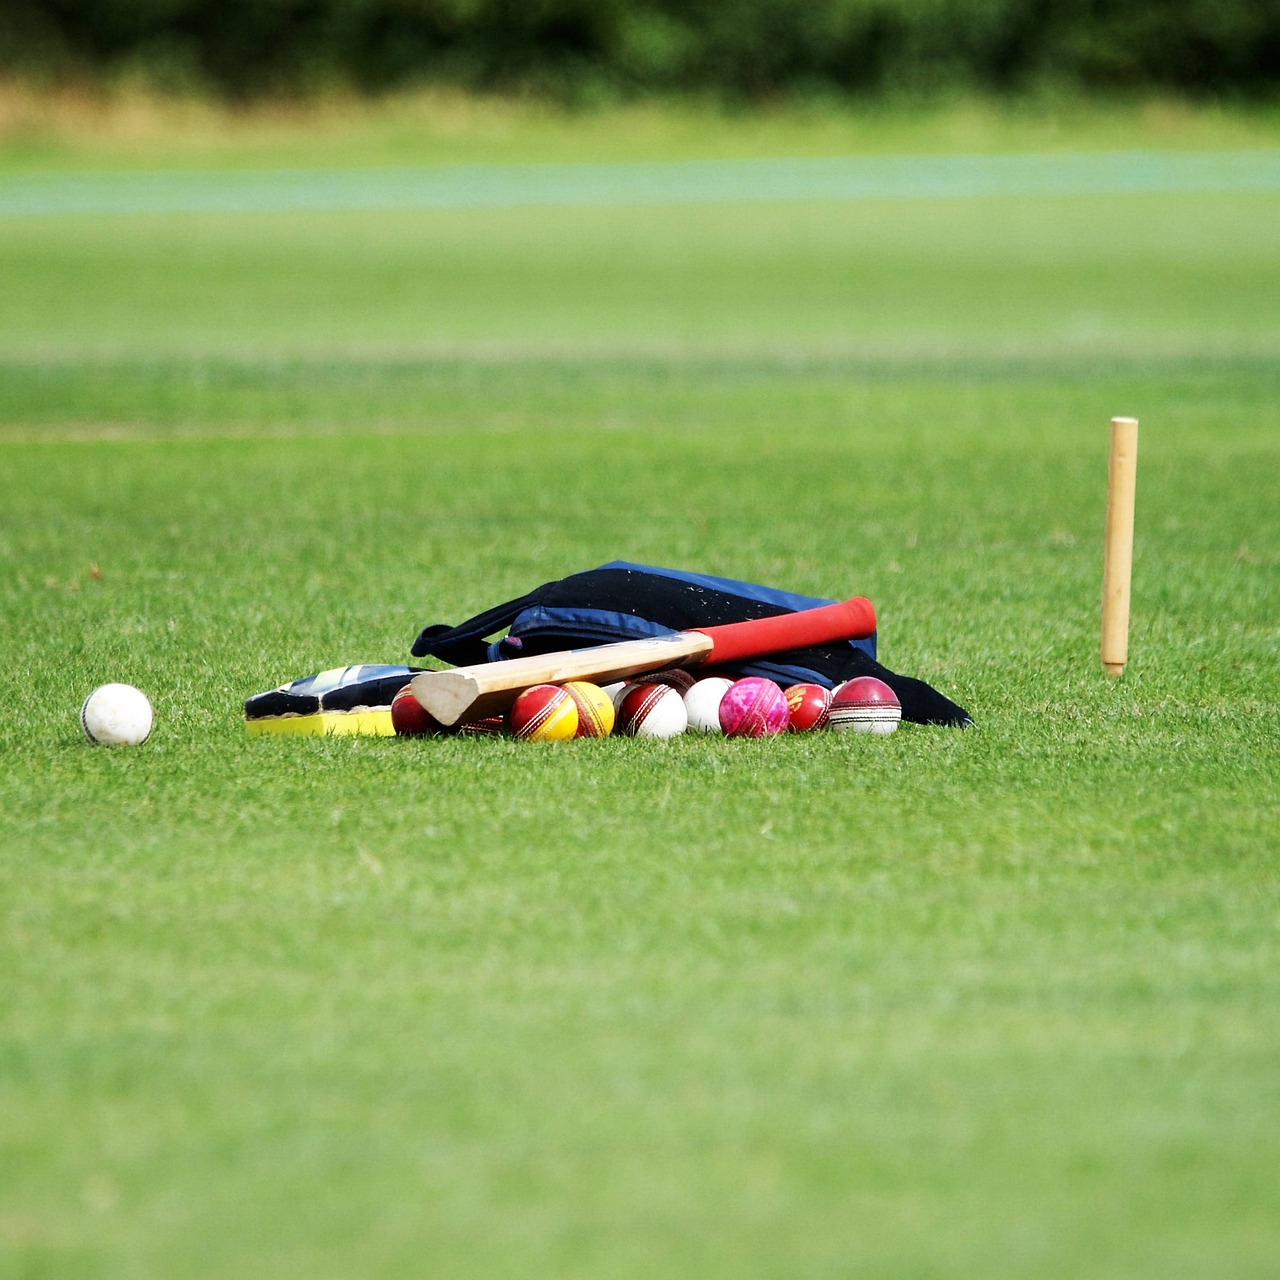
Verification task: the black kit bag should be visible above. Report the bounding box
[412,561,972,727]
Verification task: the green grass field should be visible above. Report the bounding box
[2,98,1278,1278]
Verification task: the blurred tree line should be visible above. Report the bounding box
[3,0,1278,100]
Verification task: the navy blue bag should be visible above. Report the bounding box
[412,561,970,727]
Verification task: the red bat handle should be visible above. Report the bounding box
[697,597,876,665]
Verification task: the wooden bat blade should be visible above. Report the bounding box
[411,632,712,725]
[411,595,876,727]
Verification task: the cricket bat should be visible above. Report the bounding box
[411,596,876,726]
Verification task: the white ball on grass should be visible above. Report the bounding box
[80,683,154,747]
[683,676,734,733]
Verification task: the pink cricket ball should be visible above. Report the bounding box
[718,677,789,737]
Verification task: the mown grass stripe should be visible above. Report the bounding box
[3,149,1280,216]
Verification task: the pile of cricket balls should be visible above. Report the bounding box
[391,671,901,741]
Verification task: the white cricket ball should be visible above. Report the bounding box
[80,683,154,747]
[683,676,734,733]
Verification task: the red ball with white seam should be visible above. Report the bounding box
[615,682,688,738]
[784,682,832,732]
[828,676,901,735]
[718,677,789,737]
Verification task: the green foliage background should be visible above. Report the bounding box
[4,0,1280,100]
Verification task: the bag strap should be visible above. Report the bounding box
[410,582,552,665]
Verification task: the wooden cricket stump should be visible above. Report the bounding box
[1101,416,1139,677]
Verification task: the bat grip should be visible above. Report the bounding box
[699,597,876,665]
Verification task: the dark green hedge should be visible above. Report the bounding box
[4,0,1279,98]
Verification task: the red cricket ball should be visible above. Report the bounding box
[784,682,832,732]
[457,715,507,736]
[391,683,453,736]
[627,667,697,694]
